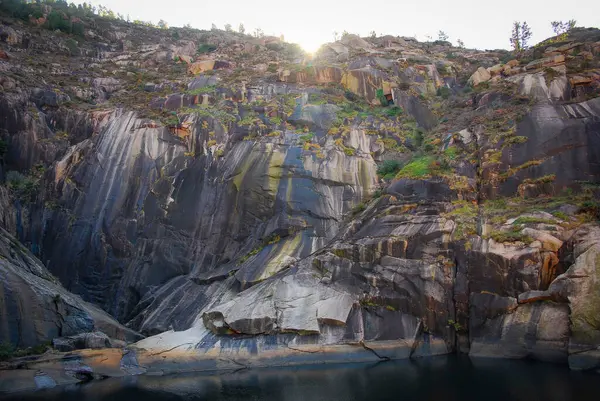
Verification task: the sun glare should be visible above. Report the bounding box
[296,38,325,54]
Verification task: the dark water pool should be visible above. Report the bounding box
[2,356,600,401]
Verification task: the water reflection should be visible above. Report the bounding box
[2,356,600,401]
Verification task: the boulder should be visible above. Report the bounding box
[52,332,117,352]
[188,60,216,75]
[188,74,219,90]
[339,34,373,51]
[521,228,563,252]
[524,55,565,71]
[30,88,70,107]
[91,78,121,93]
[487,64,504,76]
[468,67,491,86]
[0,26,21,46]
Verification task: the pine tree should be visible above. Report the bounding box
[551,20,576,35]
[510,21,532,53]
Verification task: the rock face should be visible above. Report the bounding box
[549,226,600,370]
[0,227,142,347]
[52,331,124,352]
[1,3,600,384]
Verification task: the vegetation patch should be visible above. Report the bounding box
[501,159,544,179]
[197,44,217,54]
[445,201,478,240]
[395,156,434,179]
[377,160,402,180]
[487,226,532,244]
[351,202,366,215]
[522,175,556,185]
[512,216,557,225]
[0,342,50,361]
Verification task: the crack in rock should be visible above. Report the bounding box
[359,340,391,361]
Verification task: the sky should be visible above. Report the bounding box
[74,0,599,52]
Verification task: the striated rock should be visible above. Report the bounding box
[0,12,600,383]
[524,54,565,71]
[0,227,143,347]
[278,65,343,84]
[548,229,600,370]
[488,97,600,197]
[470,302,569,363]
[341,67,391,104]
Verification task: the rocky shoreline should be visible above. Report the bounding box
[0,337,447,394]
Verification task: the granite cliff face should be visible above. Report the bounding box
[1,1,600,390]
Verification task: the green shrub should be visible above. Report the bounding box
[376,88,388,107]
[344,90,359,102]
[0,0,36,20]
[188,85,217,95]
[0,139,7,157]
[412,129,424,148]
[0,341,49,361]
[6,170,39,201]
[299,133,314,142]
[512,216,556,225]
[551,211,569,221]
[352,202,366,215]
[522,175,555,185]
[436,86,451,99]
[197,44,217,54]
[504,136,528,145]
[71,21,85,36]
[46,10,72,33]
[579,201,600,219]
[308,93,326,104]
[488,226,532,243]
[444,147,458,160]
[385,106,403,117]
[344,147,356,156]
[395,156,434,179]
[0,342,13,361]
[377,160,402,179]
[65,38,79,56]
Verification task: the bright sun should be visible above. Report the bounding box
[296,38,325,54]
